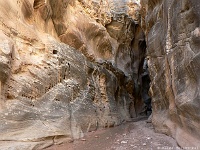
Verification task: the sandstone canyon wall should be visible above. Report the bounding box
[0,0,146,149]
[1,0,199,149]
[141,0,200,148]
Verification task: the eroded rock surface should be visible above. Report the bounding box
[0,0,146,149]
[141,0,200,147]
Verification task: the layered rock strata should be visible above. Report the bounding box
[0,0,146,149]
[141,0,200,147]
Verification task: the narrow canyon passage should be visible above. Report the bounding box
[0,0,199,150]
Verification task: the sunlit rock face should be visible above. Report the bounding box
[141,0,200,147]
[51,0,143,76]
[0,0,146,149]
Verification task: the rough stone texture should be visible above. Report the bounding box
[141,0,200,148]
[0,0,146,149]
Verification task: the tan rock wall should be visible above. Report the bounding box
[141,0,200,147]
[0,0,146,149]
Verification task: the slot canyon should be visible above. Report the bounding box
[0,0,199,149]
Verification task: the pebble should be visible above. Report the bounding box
[147,137,151,140]
[121,141,128,144]
[95,136,99,138]
[81,139,86,141]
[143,143,147,146]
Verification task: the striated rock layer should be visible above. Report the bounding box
[141,0,200,148]
[0,0,146,149]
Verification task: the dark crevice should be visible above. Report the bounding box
[141,58,152,116]
[130,26,152,118]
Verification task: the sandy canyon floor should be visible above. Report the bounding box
[45,119,180,150]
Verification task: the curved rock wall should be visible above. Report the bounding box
[141,0,200,147]
[0,0,146,149]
